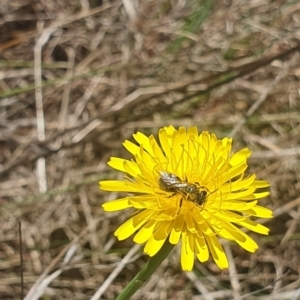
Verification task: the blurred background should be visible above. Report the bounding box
[1,0,300,299]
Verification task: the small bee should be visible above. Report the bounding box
[158,171,207,206]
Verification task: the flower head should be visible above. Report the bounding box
[100,126,272,271]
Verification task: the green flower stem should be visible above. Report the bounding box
[116,240,175,300]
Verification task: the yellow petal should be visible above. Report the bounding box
[238,191,270,200]
[144,236,166,257]
[185,210,198,233]
[217,210,248,222]
[133,132,152,153]
[129,195,158,209]
[198,131,210,150]
[236,219,270,235]
[102,198,132,211]
[253,180,270,188]
[169,214,184,244]
[100,180,127,191]
[123,140,140,156]
[224,187,257,200]
[226,163,248,180]
[187,126,199,139]
[138,147,156,170]
[108,157,140,176]
[100,180,143,193]
[206,235,228,269]
[220,200,258,211]
[123,160,142,177]
[243,205,273,218]
[181,228,195,271]
[253,191,270,199]
[229,148,252,166]
[149,135,166,163]
[230,174,256,191]
[194,233,209,262]
[115,210,153,240]
[153,221,172,240]
[220,222,258,252]
[193,213,216,236]
[133,219,156,243]
[158,127,172,158]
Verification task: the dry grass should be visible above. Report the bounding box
[1,0,300,299]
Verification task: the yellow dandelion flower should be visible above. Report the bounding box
[100,126,272,271]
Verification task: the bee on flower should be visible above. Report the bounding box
[100,126,272,271]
